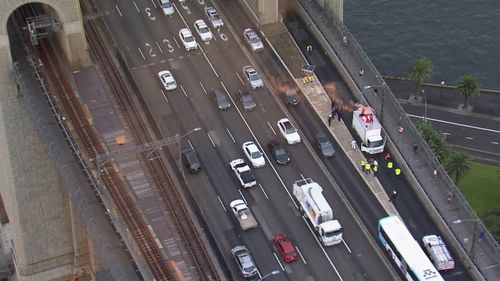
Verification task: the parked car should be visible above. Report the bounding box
[237,90,256,111]
[231,245,258,278]
[267,141,290,165]
[212,88,231,110]
[277,118,301,144]
[158,70,177,90]
[242,141,265,168]
[243,28,264,52]
[273,234,298,263]
[181,148,201,174]
[315,133,335,157]
[159,0,174,15]
[194,19,213,42]
[179,28,198,51]
[204,6,224,29]
[242,65,263,89]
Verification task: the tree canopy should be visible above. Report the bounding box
[457,74,480,109]
[408,57,433,98]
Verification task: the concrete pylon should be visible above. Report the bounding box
[242,0,279,25]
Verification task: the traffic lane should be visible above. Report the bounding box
[281,10,475,281]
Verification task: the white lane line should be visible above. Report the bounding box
[296,246,307,264]
[156,41,163,54]
[138,47,146,60]
[465,136,474,140]
[236,72,245,85]
[491,141,499,145]
[407,114,500,134]
[342,240,352,253]
[150,0,157,9]
[133,1,140,12]
[207,133,215,147]
[217,196,226,212]
[160,89,168,103]
[273,253,285,271]
[300,174,306,181]
[173,2,189,27]
[115,5,123,16]
[443,132,451,136]
[173,37,180,49]
[226,128,236,143]
[220,82,298,209]
[187,139,194,150]
[180,85,188,98]
[199,44,219,78]
[239,189,247,205]
[268,121,277,135]
[199,81,208,95]
[302,216,344,280]
[258,183,269,200]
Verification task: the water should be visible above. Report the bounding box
[344,0,500,89]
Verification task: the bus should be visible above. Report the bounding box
[378,216,444,281]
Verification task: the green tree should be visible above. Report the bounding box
[457,74,480,109]
[416,121,449,164]
[408,57,433,98]
[482,207,500,243]
[445,152,472,185]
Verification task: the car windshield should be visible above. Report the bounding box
[319,137,332,148]
[249,72,260,81]
[184,35,194,42]
[162,3,172,8]
[241,171,255,183]
[240,254,255,271]
[209,11,219,19]
[274,147,286,156]
[325,228,343,238]
[368,139,385,147]
[199,26,209,33]
[284,122,296,134]
[250,151,262,159]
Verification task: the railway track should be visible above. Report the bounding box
[15,2,220,281]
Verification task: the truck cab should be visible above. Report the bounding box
[352,107,385,154]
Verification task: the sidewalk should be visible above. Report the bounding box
[261,1,500,280]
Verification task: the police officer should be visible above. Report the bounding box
[395,167,401,176]
[387,161,394,169]
[372,162,378,176]
[364,162,371,174]
[361,159,366,171]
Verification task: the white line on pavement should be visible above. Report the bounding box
[236,72,244,85]
[207,133,215,147]
[199,81,208,95]
[268,121,277,135]
[342,240,352,253]
[133,1,140,13]
[273,253,285,271]
[491,141,499,145]
[138,47,146,60]
[160,89,168,103]
[259,183,269,200]
[239,189,247,205]
[407,114,500,134]
[115,5,123,17]
[199,44,219,78]
[465,136,474,140]
[180,85,188,98]
[217,196,226,212]
[155,41,163,54]
[226,128,235,143]
[296,246,307,264]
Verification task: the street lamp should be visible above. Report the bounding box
[440,81,445,97]
[363,84,386,122]
[258,270,280,281]
[453,219,481,259]
[421,89,428,122]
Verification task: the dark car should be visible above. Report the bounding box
[267,140,290,165]
[237,90,256,111]
[181,148,201,174]
[212,88,231,110]
[315,133,335,157]
[286,89,300,106]
[231,245,258,278]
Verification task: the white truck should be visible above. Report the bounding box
[230,199,258,230]
[422,235,455,271]
[293,178,343,246]
[352,106,385,154]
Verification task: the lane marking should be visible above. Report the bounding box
[187,139,194,150]
[156,41,163,54]
[150,0,157,9]
[173,37,180,49]
[465,136,474,140]
[180,85,188,98]
[259,183,269,200]
[115,5,123,17]
[491,141,499,145]
[217,196,226,212]
[342,240,352,253]
[207,133,215,147]
[199,44,219,78]
[407,114,500,134]
[239,189,247,205]
[236,72,245,85]
[296,246,307,264]
[160,89,168,103]
[133,1,140,13]
[268,121,277,135]
[138,47,146,60]
[273,253,285,271]
[199,81,208,95]
[226,128,236,143]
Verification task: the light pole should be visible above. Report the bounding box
[363,84,386,122]
[421,89,428,122]
[258,270,280,281]
[440,81,445,97]
[453,219,481,259]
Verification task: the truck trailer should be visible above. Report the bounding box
[352,106,385,154]
[293,178,343,246]
[422,235,455,271]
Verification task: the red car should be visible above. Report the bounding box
[273,234,298,263]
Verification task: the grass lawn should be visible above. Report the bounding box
[459,161,500,216]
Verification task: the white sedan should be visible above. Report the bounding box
[194,19,213,42]
[242,141,265,168]
[277,118,301,144]
[158,70,177,90]
[179,28,198,51]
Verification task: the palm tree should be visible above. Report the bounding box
[445,152,471,185]
[457,74,480,109]
[408,57,433,99]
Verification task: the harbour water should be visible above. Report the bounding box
[344,0,500,89]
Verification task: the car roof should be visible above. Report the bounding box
[180,28,191,35]
[243,141,258,151]
[279,237,295,253]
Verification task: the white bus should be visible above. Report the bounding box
[378,216,444,281]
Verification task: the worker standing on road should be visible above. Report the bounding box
[351,139,357,150]
[387,160,394,169]
[360,159,366,171]
[328,114,332,126]
[395,167,401,176]
[306,44,313,54]
[364,162,371,175]
[372,163,378,176]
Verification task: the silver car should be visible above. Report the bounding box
[238,90,256,111]
[204,6,224,29]
[231,246,258,278]
[243,28,264,52]
[315,133,335,157]
[212,88,231,110]
[242,65,263,89]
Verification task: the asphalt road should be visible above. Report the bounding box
[93,0,395,280]
[282,9,473,281]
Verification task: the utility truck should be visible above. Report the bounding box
[352,105,385,154]
[293,178,343,246]
[422,235,455,271]
[230,199,258,230]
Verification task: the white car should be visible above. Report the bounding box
[159,0,174,15]
[158,70,177,90]
[277,118,301,144]
[230,159,257,188]
[242,141,265,168]
[242,65,264,89]
[179,28,198,51]
[243,28,264,52]
[204,6,224,29]
[194,19,213,42]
